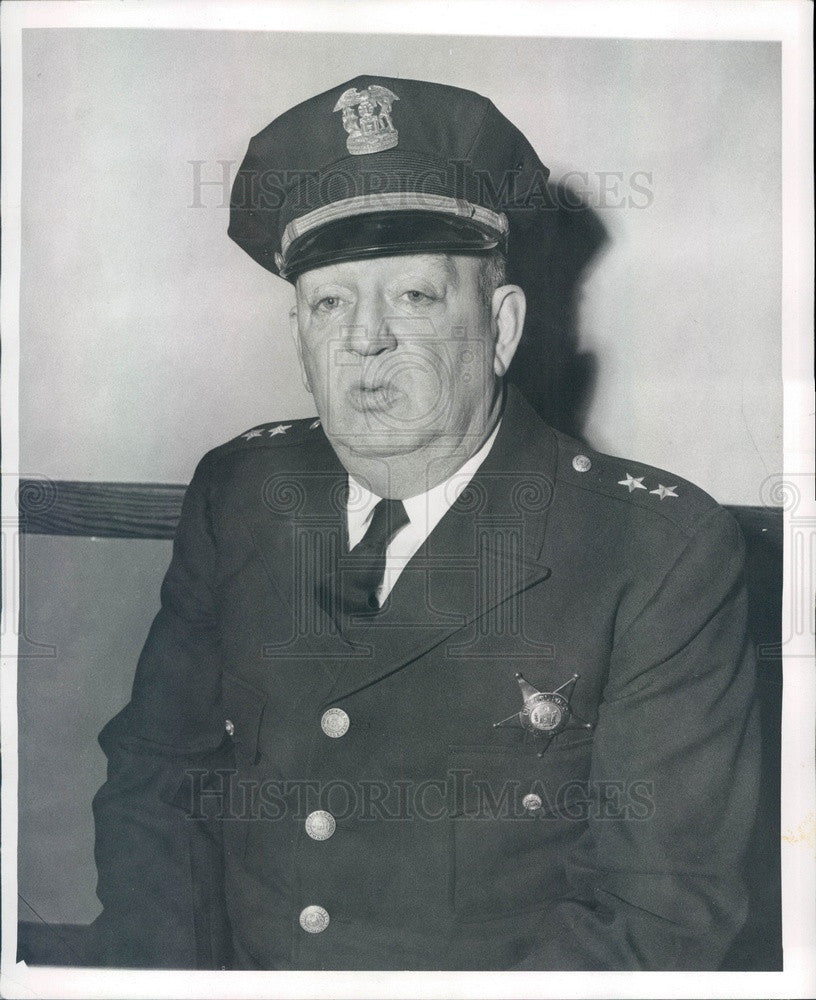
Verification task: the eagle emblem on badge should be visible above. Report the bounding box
[333,85,400,155]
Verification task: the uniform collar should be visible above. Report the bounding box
[346,418,502,549]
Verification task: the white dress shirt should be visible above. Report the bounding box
[346,420,502,606]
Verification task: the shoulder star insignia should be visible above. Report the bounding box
[650,484,678,500]
[309,419,320,430]
[241,429,264,440]
[618,473,647,493]
[493,672,592,757]
[268,424,291,437]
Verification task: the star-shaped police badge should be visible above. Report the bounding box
[493,672,593,757]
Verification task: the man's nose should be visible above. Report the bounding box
[343,297,397,356]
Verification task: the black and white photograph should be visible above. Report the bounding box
[1,1,813,997]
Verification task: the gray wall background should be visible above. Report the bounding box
[18,30,781,925]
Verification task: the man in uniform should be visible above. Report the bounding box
[92,76,759,971]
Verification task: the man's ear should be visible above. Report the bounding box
[288,303,312,393]
[491,285,526,377]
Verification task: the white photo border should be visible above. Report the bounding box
[2,2,813,998]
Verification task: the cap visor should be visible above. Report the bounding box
[282,211,504,280]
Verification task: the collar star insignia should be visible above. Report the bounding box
[493,672,592,757]
[618,473,647,493]
[241,429,264,440]
[650,484,678,500]
[268,424,291,437]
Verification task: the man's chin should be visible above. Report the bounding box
[332,432,431,458]
[325,422,436,459]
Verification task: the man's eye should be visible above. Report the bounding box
[315,295,342,312]
[403,290,433,303]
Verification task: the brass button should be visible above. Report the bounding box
[224,719,235,736]
[299,905,329,934]
[572,454,591,473]
[522,792,543,812]
[321,707,350,738]
[305,810,336,841]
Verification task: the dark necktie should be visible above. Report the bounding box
[316,497,410,619]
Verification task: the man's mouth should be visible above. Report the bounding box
[347,383,397,411]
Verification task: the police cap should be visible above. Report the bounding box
[228,75,550,282]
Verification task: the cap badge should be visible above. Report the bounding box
[333,85,400,155]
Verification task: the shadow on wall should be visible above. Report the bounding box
[506,181,607,442]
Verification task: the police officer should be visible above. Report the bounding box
[92,76,759,971]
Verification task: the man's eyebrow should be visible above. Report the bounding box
[440,254,460,286]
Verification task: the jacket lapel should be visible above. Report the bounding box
[245,434,359,690]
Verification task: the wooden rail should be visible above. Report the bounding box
[17,480,186,540]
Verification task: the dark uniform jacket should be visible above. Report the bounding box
[92,386,759,971]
